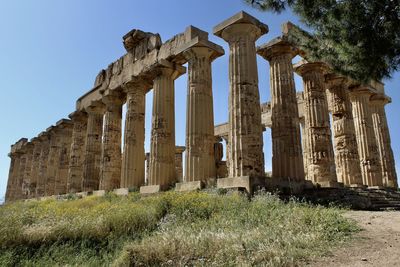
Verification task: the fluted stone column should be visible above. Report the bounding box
[184,46,223,183]
[45,126,62,196]
[145,152,150,185]
[99,92,123,191]
[54,120,73,195]
[258,38,304,181]
[82,102,105,191]
[349,87,383,187]
[370,94,398,188]
[213,11,267,178]
[15,149,28,200]
[5,151,21,202]
[147,65,185,191]
[36,132,50,197]
[299,118,309,180]
[326,75,363,187]
[21,143,34,198]
[67,111,87,193]
[29,138,42,197]
[121,81,149,189]
[294,61,337,186]
[175,146,185,183]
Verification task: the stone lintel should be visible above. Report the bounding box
[140,185,167,194]
[122,29,161,54]
[257,36,298,60]
[175,37,225,63]
[175,181,203,192]
[113,188,129,196]
[217,176,266,195]
[213,11,268,37]
[46,125,56,133]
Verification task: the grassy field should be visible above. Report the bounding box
[0,191,359,266]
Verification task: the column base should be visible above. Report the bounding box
[217,176,266,195]
[367,186,386,190]
[175,181,203,192]
[346,184,367,189]
[140,185,169,194]
[93,190,106,197]
[265,177,310,194]
[316,181,343,188]
[113,188,129,196]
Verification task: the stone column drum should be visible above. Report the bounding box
[21,142,34,198]
[54,120,73,195]
[82,102,105,191]
[5,149,22,202]
[45,126,62,196]
[184,46,222,184]
[147,66,185,191]
[299,117,309,179]
[67,111,88,193]
[175,146,185,183]
[294,61,337,186]
[213,11,267,178]
[36,132,50,197]
[325,74,363,187]
[121,81,149,189]
[29,137,42,197]
[99,92,123,191]
[349,87,383,187]
[370,94,398,188]
[258,38,304,181]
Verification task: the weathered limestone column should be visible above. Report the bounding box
[14,147,28,200]
[258,38,304,181]
[21,142,34,198]
[213,11,267,178]
[299,117,309,180]
[121,80,150,189]
[82,102,105,191]
[36,132,50,197]
[221,135,230,175]
[370,94,398,188]
[29,137,42,197]
[54,120,73,195]
[325,74,363,187]
[145,152,150,185]
[175,146,185,183]
[45,126,62,196]
[349,87,383,187]
[294,61,337,186]
[67,111,87,193]
[5,152,18,202]
[146,64,185,191]
[184,45,223,183]
[99,91,123,191]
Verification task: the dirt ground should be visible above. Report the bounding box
[308,211,400,267]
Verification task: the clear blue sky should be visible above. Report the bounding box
[1,0,399,201]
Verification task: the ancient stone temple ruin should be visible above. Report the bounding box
[4,11,398,203]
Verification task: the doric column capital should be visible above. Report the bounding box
[213,11,268,43]
[85,101,105,115]
[56,119,73,131]
[370,93,391,106]
[68,110,88,123]
[325,73,348,89]
[182,42,224,63]
[154,59,186,80]
[257,37,297,61]
[293,60,329,76]
[348,85,374,99]
[101,90,124,107]
[122,76,153,94]
[175,146,186,154]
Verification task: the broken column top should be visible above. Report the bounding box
[213,11,268,37]
[123,29,161,54]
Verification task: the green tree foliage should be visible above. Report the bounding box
[245,0,400,83]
